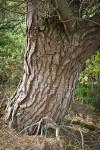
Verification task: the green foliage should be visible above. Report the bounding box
[0,0,25,97]
[75,51,100,108]
[0,25,25,96]
[0,24,25,58]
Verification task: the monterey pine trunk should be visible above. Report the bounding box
[6,0,100,134]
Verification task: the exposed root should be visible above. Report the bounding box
[1,116,94,150]
[79,128,84,150]
[1,116,64,150]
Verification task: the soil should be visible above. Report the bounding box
[0,90,100,150]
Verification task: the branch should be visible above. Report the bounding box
[90,12,100,25]
[51,0,76,35]
[67,119,100,131]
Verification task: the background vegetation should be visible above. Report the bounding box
[75,52,100,108]
[0,0,25,96]
[0,0,100,108]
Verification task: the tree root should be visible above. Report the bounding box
[1,116,64,150]
[1,116,92,150]
[3,116,95,150]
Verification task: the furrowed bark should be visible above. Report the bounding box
[6,0,100,134]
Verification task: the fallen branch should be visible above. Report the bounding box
[67,119,100,131]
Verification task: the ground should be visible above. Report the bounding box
[0,90,100,150]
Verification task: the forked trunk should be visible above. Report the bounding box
[6,0,100,134]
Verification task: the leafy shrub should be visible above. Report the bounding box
[75,51,100,108]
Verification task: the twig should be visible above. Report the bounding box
[79,0,84,18]
[79,129,84,150]
[85,141,100,143]
[35,118,43,136]
[60,17,100,26]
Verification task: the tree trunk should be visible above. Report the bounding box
[6,0,100,134]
